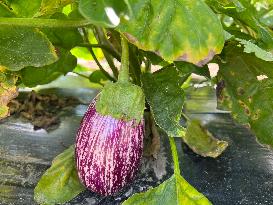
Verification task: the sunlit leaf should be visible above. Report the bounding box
[118,0,225,66]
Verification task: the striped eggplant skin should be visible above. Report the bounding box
[75,98,144,196]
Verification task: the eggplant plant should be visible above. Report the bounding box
[0,0,273,204]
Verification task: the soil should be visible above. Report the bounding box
[8,91,80,131]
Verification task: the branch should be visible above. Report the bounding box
[0,17,91,28]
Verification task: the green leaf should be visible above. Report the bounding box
[10,0,73,17]
[207,0,273,49]
[141,67,185,137]
[218,44,273,147]
[34,145,85,205]
[260,9,273,27]
[89,70,108,85]
[96,82,145,122]
[174,61,211,78]
[235,38,273,61]
[122,174,212,205]
[0,27,58,71]
[0,73,18,120]
[42,13,83,49]
[184,120,228,158]
[20,49,77,87]
[0,2,16,17]
[118,0,225,66]
[10,0,42,17]
[79,0,130,27]
[140,50,169,66]
[37,0,73,17]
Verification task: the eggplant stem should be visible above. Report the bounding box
[118,36,130,83]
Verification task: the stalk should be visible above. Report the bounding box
[118,36,130,83]
[0,17,91,28]
[168,136,181,175]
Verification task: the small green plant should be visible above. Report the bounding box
[0,0,273,204]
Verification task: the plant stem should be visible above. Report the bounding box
[118,36,130,83]
[129,46,141,85]
[82,29,116,82]
[168,136,181,175]
[95,27,120,59]
[89,46,116,82]
[92,28,120,78]
[0,17,91,28]
[181,112,190,122]
[79,43,120,61]
[72,72,89,79]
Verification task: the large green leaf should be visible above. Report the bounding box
[0,73,18,120]
[142,67,185,137]
[118,0,225,66]
[184,120,228,158]
[34,145,85,205]
[79,0,130,27]
[0,27,58,71]
[122,174,212,205]
[20,49,77,87]
[218,44,273,146]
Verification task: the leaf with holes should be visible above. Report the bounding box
[118,0,225,66]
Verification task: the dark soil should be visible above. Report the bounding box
[9,91,80,131]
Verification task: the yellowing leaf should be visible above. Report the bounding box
[122,174,212,205]
[118,0,225,66]
[0,73,18,120]
[184,120,228,158]
[218,44,273,147]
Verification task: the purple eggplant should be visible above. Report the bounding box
[75,98,144,196]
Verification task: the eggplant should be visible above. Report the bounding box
[75,98,144,196]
